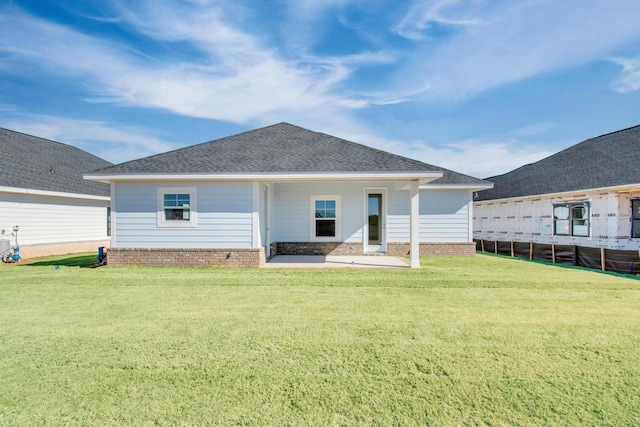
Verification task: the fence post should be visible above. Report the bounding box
[494,240,497,254]
[601,247,606,271]
[552,243,556,264]
[529,241,533,260]
[481,239,485,252]
[511,241,514,257]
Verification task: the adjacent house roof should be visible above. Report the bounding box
[476,124,640,201]
[0,128,112,197]
[88,122,489,186]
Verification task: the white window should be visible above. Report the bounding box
[310,196,340,241]
[553,202,589,237]
[157,187,197,228]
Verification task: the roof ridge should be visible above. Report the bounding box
[313,130,430,167]
[0,127,73,149]
[312,129,488,182]
[94,122,298,170]
[588,123,640,140]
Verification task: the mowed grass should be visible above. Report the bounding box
[1,254,639,426]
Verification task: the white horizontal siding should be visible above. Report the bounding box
[113,182,253,249]
[388,189,471,243]
[272,185,309,242]
[0,191,109,245]
[387,189,410,242]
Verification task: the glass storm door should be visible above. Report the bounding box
[366,192,386,252]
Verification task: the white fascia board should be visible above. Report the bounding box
[0,185,110,201]
[473,182,640,204]
[84,171,444,183]
[420,183,494,191]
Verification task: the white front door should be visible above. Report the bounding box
[365,189,387,253]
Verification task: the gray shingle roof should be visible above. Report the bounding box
[92,122,488,185]
[0,128,112,197]
[475,124,640,201]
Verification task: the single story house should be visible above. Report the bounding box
[0,128,112,259]
[474,124,640,252]
[85,123,492,268]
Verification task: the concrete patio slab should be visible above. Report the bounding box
[264,255,410,268]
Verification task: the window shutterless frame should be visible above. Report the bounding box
[157,187,198,228]
[310,196,340,241]
[553,202,589,237]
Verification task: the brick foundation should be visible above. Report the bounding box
[105,242,474,268]
[387,242,477,257]
[275,242,476,257]
[107,247,265,267]
[276,242,364,256]
[268,242,278,260]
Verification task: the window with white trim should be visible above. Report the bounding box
[553,202,589,237]
[310,196,340,241]
[157,187,197,228]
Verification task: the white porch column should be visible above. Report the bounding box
[410,179,420,268]
[468,190,474,242]
[264,183,271,257]
[110,181,117,247]
[252,181,260,249]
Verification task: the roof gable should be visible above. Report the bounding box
[0,128,112,197]
[476,124,640,201]
[91,122,487,185]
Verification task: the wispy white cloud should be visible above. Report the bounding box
[282,0,359,28]
[392,0,479,40]
[511,122,557,137]
[111,0,260,59]
[610,56,640,93]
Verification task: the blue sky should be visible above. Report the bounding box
[2,0,640,178]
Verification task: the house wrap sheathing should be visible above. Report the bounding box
[474,188,640,250]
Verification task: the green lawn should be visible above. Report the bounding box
[1,254,639,426]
